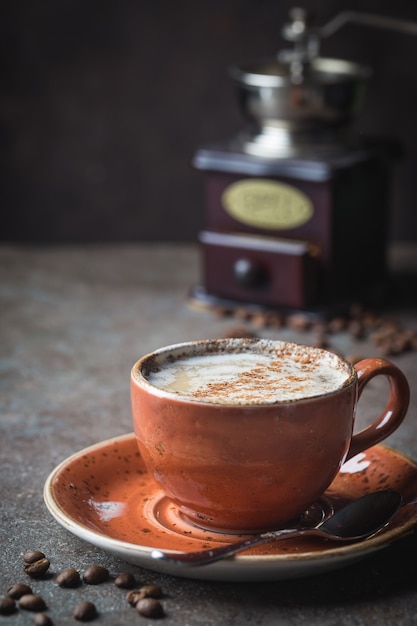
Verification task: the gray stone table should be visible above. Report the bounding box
[1,244,417,625]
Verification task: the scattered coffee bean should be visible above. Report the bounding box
[327,317,347,333]
[370,327,396,345]
[73,600,97,621]
[212,306,233,318]
[348,319,365,339]
[0,596,16,615]
[223,325,258,339]
[257,311,284,328]
[114,572,136,589]
[287,313,311,331]
[369,323,413,355]
[7,582,33,599]
[24,558,50,578]
[33,613,53,626]
[251,313,272,328]
[361,311,380,329]
[126,589,145,606]
[266,312,285,328]
[136,597,164,618]
[234,307,253,321]
[378,317,400,332]
[139,584,163,599]
[82,565,109,585]
[19,593,47,612]
[310,318,327,333]
[55,568,81,588]
[311,330,329,349]
[378,339,403,356]
[23,550,46,564]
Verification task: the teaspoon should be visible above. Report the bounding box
[150,490,402,566]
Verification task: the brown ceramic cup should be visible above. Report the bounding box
[130,338,410,533]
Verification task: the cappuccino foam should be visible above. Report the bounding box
[145,342,351,404]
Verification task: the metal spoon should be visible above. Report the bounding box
[150,490,402,566]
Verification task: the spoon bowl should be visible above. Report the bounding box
[151,490,402,567]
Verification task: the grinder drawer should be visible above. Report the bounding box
[200,230,319,309]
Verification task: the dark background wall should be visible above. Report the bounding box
[1,0,417,244]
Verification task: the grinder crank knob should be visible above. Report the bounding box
[233,258,268,289]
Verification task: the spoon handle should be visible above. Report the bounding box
[150,490,402,567]
[151,527,310,566]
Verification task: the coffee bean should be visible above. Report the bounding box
[361,311,380,329]
[212,306,233,318]
[370,327,396,345]
[82,565,109,585]
[348,319,365,339]
[223,325,257,339]
[55,568,81,588]
[0,596,16,615]
[72,600,97,621]
[311,331,329,349]
[24,558,50,578]
[114,572,136,588]
[251,313,271,328]
[125,589,145,606]
[139,584,163,599]
[19,594,47,612]
[251,311,284,329]
[265,311,285,328]
[33,613,53,626]
[7,582,33,599]
[378,318,400,332]
[234,307,252,321]
[376,340,396,356]
[311,319,327,333]
[23,550,46,564]
[287,313,311,331]
[327,317,347,333]
[136,597,164,618]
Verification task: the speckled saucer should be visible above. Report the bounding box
[44,433,417,582]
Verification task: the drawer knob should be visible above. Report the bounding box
[233,258,267,288]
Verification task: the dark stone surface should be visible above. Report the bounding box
[1,244,417,624]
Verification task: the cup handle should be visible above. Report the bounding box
[345,358,410,461]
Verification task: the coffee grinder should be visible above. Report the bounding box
[191,9,417,315]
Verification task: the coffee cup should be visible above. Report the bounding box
[130,338,409,533]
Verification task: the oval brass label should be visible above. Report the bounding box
[222,179,313,230]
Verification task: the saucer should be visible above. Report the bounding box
[44,433,417,582]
